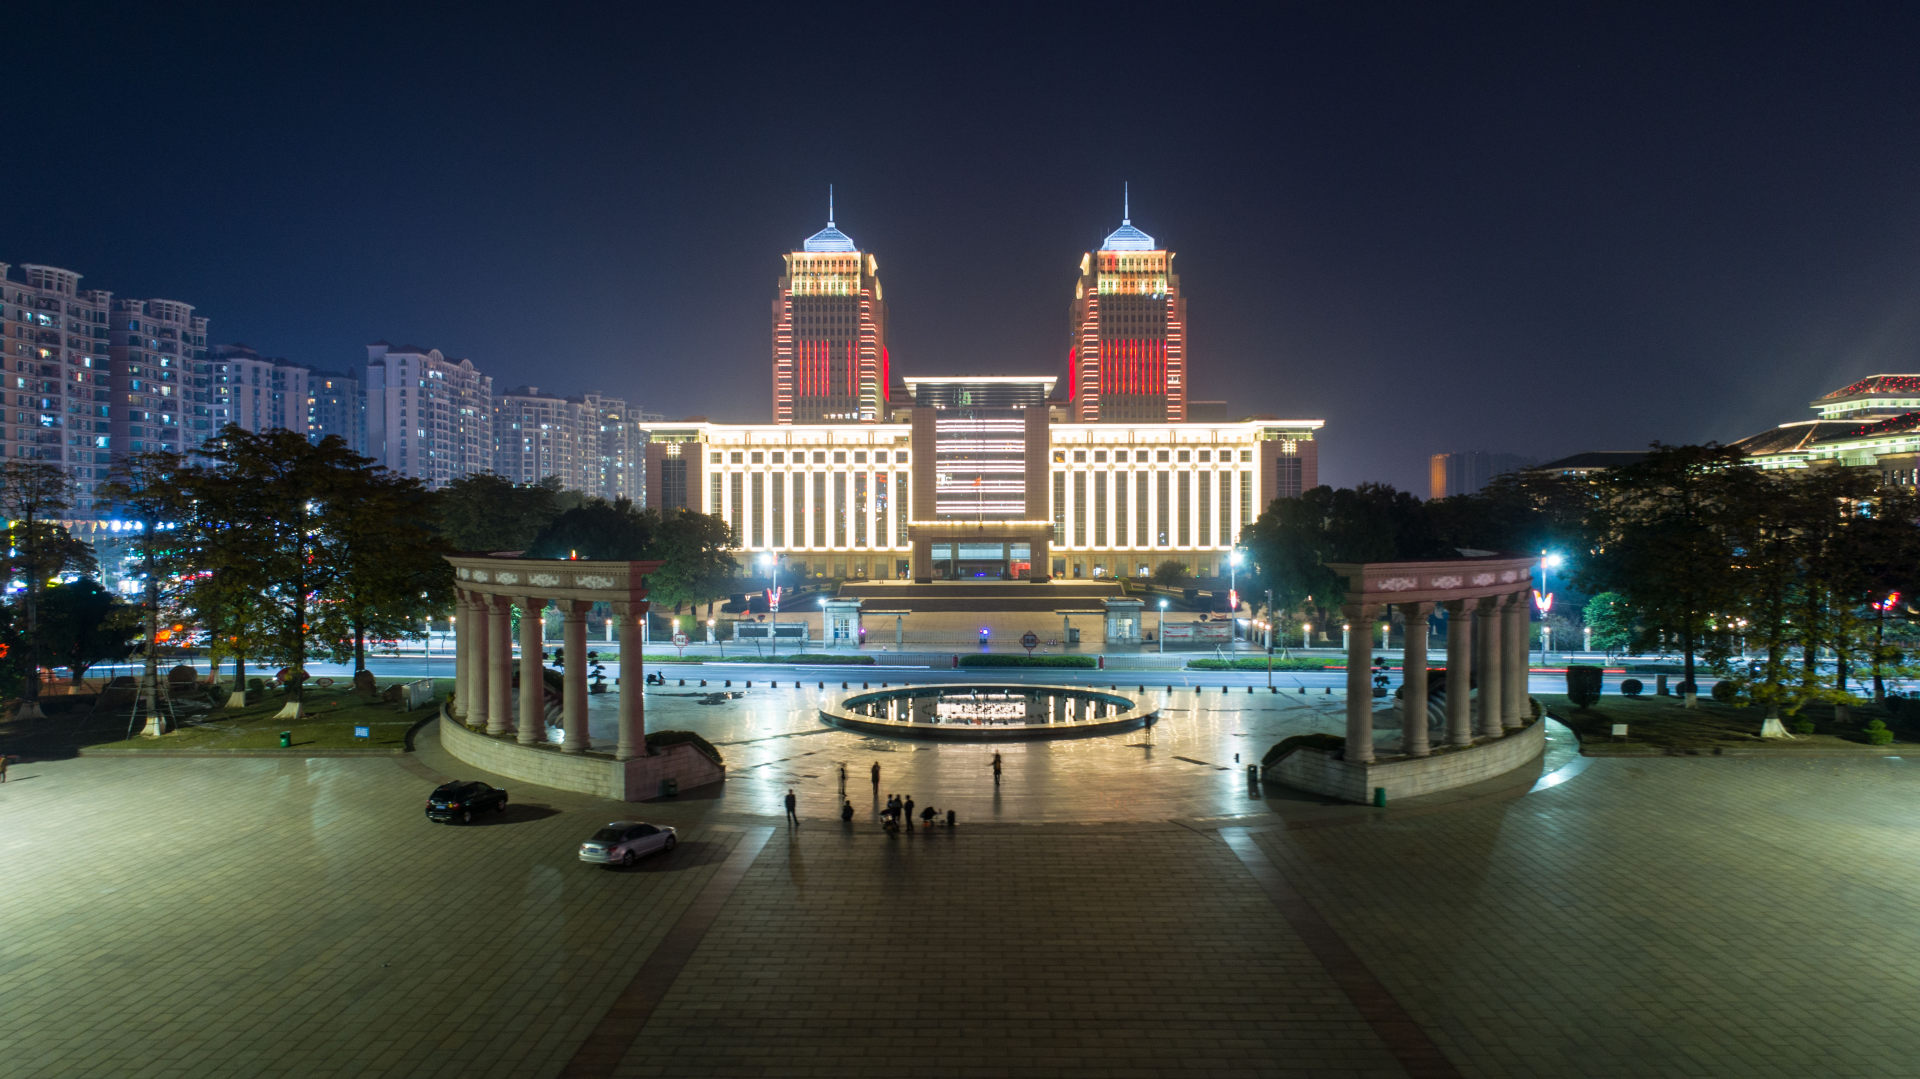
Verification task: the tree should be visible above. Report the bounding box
[432,473,561,552]
[1150,560,1191,587]
[1238,483,1446,634]
[38,579,140,686]
[527,499,653,560]
[644,510,737,615]
[181,428,375,719]
[1582,444,1749,692]
[1581,592,1635,657]
[319,469,452,672]
[0,462,92,717]
[97,452,192,726]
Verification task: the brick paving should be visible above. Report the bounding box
[4,718,1919,1077]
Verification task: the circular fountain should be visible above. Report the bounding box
[820,683,1156,740]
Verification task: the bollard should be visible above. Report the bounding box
[745,680,751,688]
[1234,752,1240,763]
[700,679,707,687]
[842,682,849,689]
[1271,686,1278,693]
[1373,786,1387,807]
[679,679,685,686]
[1324,687,1332,694]
[1098,656,1104,669]
[819,681,825,689]
[724,680,731,687]
[1299,687,1306,694]
[863,682,870,689]
[1247,685,1253,694]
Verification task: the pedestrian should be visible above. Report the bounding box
[871,761,881,792]
[840,799,853,823]
[0,754,8,783]
[903,795,915,827]
[784,788,798,825]
[839,762,848,792]
[991,751,1002,784]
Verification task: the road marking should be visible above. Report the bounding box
[558,825,774,1079]
[1222,828,1462,1079]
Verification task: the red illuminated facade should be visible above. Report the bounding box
[1068,206,1185,422]
[771,206,888,424]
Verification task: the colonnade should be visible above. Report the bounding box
[448,588,650,760]
[1342,588,1532,764]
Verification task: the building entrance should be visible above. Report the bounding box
[931,542,1033,580]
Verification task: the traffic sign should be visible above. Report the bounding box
[1021,631,1038,655]
[672,631,689,657]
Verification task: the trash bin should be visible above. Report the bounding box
[279,731,291,748]
[660,777,679,798]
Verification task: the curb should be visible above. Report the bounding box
[79,747,407,758]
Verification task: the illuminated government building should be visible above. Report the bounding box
[645,199,1322,582]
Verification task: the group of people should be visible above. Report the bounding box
[880,792,945,830]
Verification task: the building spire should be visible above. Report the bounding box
[1123,181,1130,225]
[828,183,835,227]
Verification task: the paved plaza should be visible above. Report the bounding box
[5,689,1920,1077]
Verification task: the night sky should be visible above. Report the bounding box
[15,3,1920,490]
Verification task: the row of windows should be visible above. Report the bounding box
[1054,470,1254,550]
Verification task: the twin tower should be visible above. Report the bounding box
[770,197,1187,425]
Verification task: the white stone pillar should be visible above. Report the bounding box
[616,600,648,761]
[1502,592,1527,729]
[1443,599,1473,746]
[452,591,472,721]
[516,597,546,745]
[468,594,491,728]
[1402,601,1431,758]
[487,594,513,736]
[1343,602,1375,763]
[561,601,591,754]
[1473,596,1501,738]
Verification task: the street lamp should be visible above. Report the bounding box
[1537,550,1565,664]
[758,551,779,658]
[1158,598,1168,654]
[1228,549,1245,647]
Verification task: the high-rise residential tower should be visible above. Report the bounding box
[771,193,888,424]
[110,297,210,457]
[1068,192,1186,422]
[0,264,113,499]
[363,341,493,488]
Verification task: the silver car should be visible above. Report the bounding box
[578,821,678,866]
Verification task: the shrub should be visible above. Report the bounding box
[779,654,874,665]
[1866,720,1894,746]
[1619,678,1643,697]
[1790,718,1815,735]
[1187,657,1333,671]
[207,684,232,707]
[1710,680,1737,702]
[957,654,1098,668]
[1261,732,1345,769]
[248,677,265,692]
[1565,664,1603,708]
[1675,680,1698,696]
[645,729,723,765]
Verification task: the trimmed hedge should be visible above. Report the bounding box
[1565,664,1603,708]
[957,654,1099,669]
[1710,679,1738,702]
[780,654,876,665]
[1619,678,1643,697]
[645,729,724,765]
[1261,732,1346,769]
[1186,657,1336,671]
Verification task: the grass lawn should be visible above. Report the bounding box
[1544,692,1906,753]
[90,678,453,751]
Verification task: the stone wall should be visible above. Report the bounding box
[1272,714,1545,804]
[439,713,724,802]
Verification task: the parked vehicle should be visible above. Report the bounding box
[425,780,509,823]
[578,821,677,866]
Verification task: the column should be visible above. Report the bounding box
[616,600,648,761]
[516,597,546,745]
[1401,601,1431,758]
[1473,596,1501,738]
[1443,599,1473,746]
[1500,593,1525,730]
[452,591,472,721]
[561,601,591,754]
[468,594,491,728]
[1343,602,1375,763]
[487,594,513,736]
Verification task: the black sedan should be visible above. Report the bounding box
[425,780,509,823]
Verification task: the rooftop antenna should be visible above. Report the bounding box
[1123,181,1130,224]
[828,183,835,227]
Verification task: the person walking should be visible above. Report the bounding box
[840,799,853,823]
[784,788,798,825]
[991,751,1002,784]
[871,761,881,793]
[903,795,915,828]
[0,754,8,783]
[839,762,848,793]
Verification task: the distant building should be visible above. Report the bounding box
[1733,374,1920,486]
[0,263,114,502]
[110,296,209,459]
[1428,451,1532,499]
[364,342,493,488]
[1068,194,1187,422]
[208,344,313,438]
[771,195,888,424]
[306,369,366,456]
[493,387,645,502]
[1526,451,1649,479]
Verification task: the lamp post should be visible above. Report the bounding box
[1158,598,1168,654]
[1228,548,1245,648]
[1537,550,1564,665]
[758,551,779,658]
